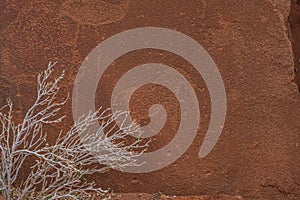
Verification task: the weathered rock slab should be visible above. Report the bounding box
[0,0,299,199]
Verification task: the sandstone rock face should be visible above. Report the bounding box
[290,0,300,88]
[60,0,129,26]
[0,0,299,200]
[108,193,243,200]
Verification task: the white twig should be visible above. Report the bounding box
[0,62,147,200]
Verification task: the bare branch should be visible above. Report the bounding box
[0,62,147,200]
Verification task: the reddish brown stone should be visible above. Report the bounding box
[107,193,243,200]
[60,0,129,26]
[290,0,300,89]
[0,0,299,199]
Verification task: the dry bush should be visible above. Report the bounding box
[0,62,146,200]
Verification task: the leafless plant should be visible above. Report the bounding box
[0,62,146,200]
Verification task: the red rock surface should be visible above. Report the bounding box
[0,0,299,200]
[108,193,243,200]
[290,0,300,89]
[0,193,242,200]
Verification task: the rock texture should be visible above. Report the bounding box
[290,0,300,89]
[108,193,243,200]
[60,0,129,26]
[0,0,299,200]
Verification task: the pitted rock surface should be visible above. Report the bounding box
[0,0,299,199]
